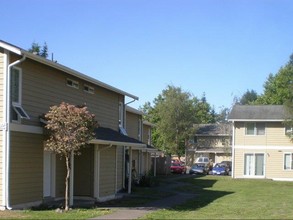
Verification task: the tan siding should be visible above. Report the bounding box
[266,122,292,146]
[55,155,66,198]
[126,111,140,140]
[116,147,123,191]
[20,60,122,130]
[99,146,116,197]
[74,146,94,196]
[235,122,292,146]
[9,132,43,205]
[0,51,4,205]
[132,150,139,173]
[266,149,293,179]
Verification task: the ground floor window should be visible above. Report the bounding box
[284,153,293,170]
[244,153,264,176]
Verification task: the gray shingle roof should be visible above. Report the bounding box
[228,105,288,121]
[195,123,232,136]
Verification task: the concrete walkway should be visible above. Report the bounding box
[91,175,196,220]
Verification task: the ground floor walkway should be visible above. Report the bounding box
[91,175,196,220]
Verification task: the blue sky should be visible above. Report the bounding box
[1,0,293,112]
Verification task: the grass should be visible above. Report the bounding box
[1,175,293,219]
[143,175,293,219]
[0,208,111,219]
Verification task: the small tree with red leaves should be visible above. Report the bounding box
[44,102,97,211]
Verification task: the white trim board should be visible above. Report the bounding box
[234,145,293,150]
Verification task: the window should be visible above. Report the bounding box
[245,122,265,135]
[12,102,30,119]
[244,153,264,176]
[138,119,142,141]
[118,102,124,127]
[284,153,293,170]
[10,67,30,121]
[285,125,293,135]
[84,84,94,94]
[66,78,79,89]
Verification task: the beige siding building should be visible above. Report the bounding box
[0,40,146,209]
[228,105,293,180]
[186,123,232,167]
[125,106,158,182]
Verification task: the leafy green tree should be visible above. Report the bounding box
[284,84,293,141]
[239,89,258,104]
[194,94,216,123]
[28,41,48,58]
[44,102,97,211]
[256,55,293,105]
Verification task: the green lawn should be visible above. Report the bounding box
[1,176,293,219]
[143,175,293,219]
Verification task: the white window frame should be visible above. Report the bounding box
[283,152,293,170]
[243,152,265,177]
[11,67,30,121]
[84,84,95,94]
[66,78,79,89]
[245,122,266,136]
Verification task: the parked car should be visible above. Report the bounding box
[211,163,230,175]
[220,161,232,175]
[170,162,186,174]
[189,163,209,175]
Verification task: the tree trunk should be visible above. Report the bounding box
[65,155,71,211]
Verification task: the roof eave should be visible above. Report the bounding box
[228,119,284,122]
[90,139,146,148]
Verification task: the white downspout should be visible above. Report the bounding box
[231,121,235,178]
[5,54,26,209]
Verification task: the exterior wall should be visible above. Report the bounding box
[142,124,151,145]
[233,121,293,179]
[234,122,292,146]
[6,55,126,206]
[74,146,94,196]
[126,111,140,140]
[9,131,43,206]
[132,150,139,175]
[116,147,124,191]
[0,50,4,206]
[234,148,293,179]
[196,136,228,148]
[55,155,66,198]
[20,59,123,130]
[99,145,116,198]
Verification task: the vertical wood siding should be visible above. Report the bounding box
[9,131,43,205]
[20,59,123,130]
[99,146,116,197]
[116,147,123,191]
[74,146,94,196]
[55,155,66,198]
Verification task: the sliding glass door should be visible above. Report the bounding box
[244,153,264,176]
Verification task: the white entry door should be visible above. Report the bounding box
[43,151,56,197]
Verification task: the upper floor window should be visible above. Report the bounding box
[245,122,265,135]
[285,125,293,135]
[84,84,94,94]
[66,78,79,89]
[11,67,30,121]
[138,119,142,141]
[284,153,293,170]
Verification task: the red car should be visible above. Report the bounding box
[170,162,186,174]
